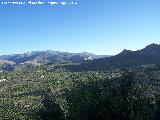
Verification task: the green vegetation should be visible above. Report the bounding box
[0,63,160,120]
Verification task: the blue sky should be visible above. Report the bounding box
[0,0,160,55]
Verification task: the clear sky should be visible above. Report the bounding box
[0,0,160,55]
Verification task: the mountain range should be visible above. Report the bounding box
[1,43,160,71]
[77,43,160,70]
[0,51,108,66]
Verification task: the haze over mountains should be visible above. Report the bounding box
[0,43,160,71]
[0,51,108,65]
[75,43,160,71]
[54,43,160,71]
[1,43,160,120]
[107,43,160,66]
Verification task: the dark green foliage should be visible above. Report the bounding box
[34,92,65,120]
[0,63,160,120]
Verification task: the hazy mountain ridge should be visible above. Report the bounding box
[1,43,160,71]
[0,50,108,66]
[1,44,160,120]
[63,43,160,71]
[108,43,160,67]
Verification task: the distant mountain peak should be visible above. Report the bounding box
[146,43,159,47]
[122,49,131,53]
[118,49,132,56]
[0,50,108,65]
[140,43,160,55]
[143,43,160,50]
[77,43,160,71]
[118,43,160,56]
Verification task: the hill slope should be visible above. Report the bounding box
[0,51,108,65]
[62,43,160,71]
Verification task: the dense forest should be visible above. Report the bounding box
[1,44,160,119]
[1,63,160,120]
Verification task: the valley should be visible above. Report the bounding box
[1,44,160,119]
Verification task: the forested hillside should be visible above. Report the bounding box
[1,44,160,119]
[1,63,160,120]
